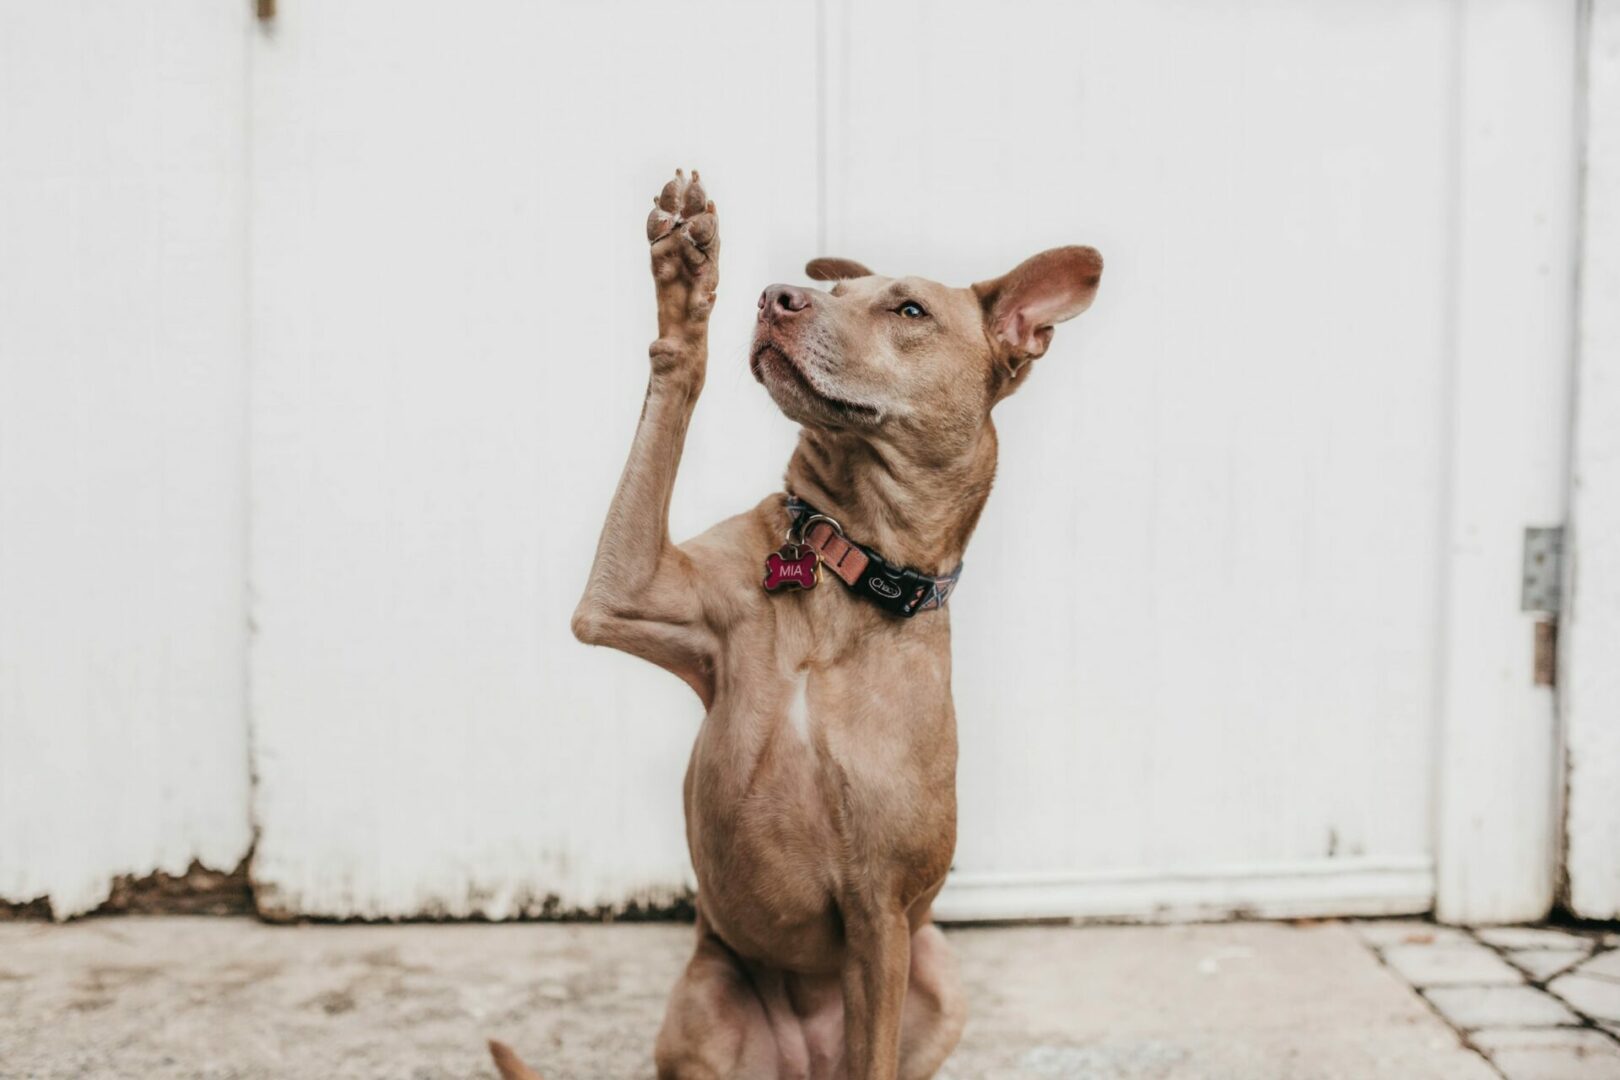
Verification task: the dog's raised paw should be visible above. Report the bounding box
[646,168,720,315]
[646,168,711,243]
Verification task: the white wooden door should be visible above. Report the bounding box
[817,0,1578,924]
[249,0,1578,921]
[248,0,819,917]
[0,1,253,916]
[1564,0,1620,922]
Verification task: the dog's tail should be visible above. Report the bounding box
[487,1039,545,1080]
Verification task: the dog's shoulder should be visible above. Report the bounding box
[676,495,787,617]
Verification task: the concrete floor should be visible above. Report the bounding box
[0,917,1498,1079]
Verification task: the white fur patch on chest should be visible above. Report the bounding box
[786,671,812,743]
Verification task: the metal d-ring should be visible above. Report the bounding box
[792,512,844,545]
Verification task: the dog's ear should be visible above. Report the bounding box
[973,246,1102,385]
[805,257,874,282]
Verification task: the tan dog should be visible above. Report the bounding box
[492,170,1101,1080]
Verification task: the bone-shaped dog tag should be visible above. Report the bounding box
[763,542,819,592]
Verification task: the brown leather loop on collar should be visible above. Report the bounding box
[801,520,869,588]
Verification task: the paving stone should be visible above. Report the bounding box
[1551,972,1620,1024]
[1424,985,1580,1029]
[1476,926,1594,952]
[1476,1028,1620,1080]
[1474,1028,1620,1053]
[1496,1044,1620,1080]
[1576,949,1620,981]
[1383,941,1524,987]
[1349,919,1469,948]
[1509,948,1590,981]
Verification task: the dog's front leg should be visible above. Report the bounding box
[573,170,721,705]
[841,906,912,1080]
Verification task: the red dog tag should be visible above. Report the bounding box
[764,542,819,592]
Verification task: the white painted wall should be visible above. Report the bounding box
[247,0,1577,921]
[0,2,253,916]
[1563,0,1620,921]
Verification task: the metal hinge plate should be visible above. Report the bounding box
[1521,526,1564,614]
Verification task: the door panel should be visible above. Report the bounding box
[1563,0,1620,922]
[0,1,252,916]
[249,0,818,916]
[823,0,1456,917]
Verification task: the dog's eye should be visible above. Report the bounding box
[895,301,928,319]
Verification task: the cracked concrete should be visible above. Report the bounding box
[0,917,1497,1079]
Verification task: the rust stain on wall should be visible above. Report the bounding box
[250,881,697,924]
[7,863,698,924]
[0,859,253,921]
[0,894,53,921]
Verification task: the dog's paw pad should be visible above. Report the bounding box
[646,168,717,258]
[646,169,720,315]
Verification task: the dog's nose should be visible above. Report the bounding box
[759,284,812,320]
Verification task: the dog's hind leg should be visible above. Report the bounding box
[897,925,966,1080]
[655,924,781,1080]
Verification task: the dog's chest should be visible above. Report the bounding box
[684,615,959,925]
[687,669,956,971]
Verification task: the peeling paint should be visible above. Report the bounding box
[252,883,696,925]
[4,864,698,925]
[0,896,53,922]
[0,859,253,922]
[97,860,255,917]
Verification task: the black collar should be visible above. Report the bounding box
[785,495,962,618]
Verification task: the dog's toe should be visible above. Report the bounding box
[680,170,707,218]
[647,200,678,244]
